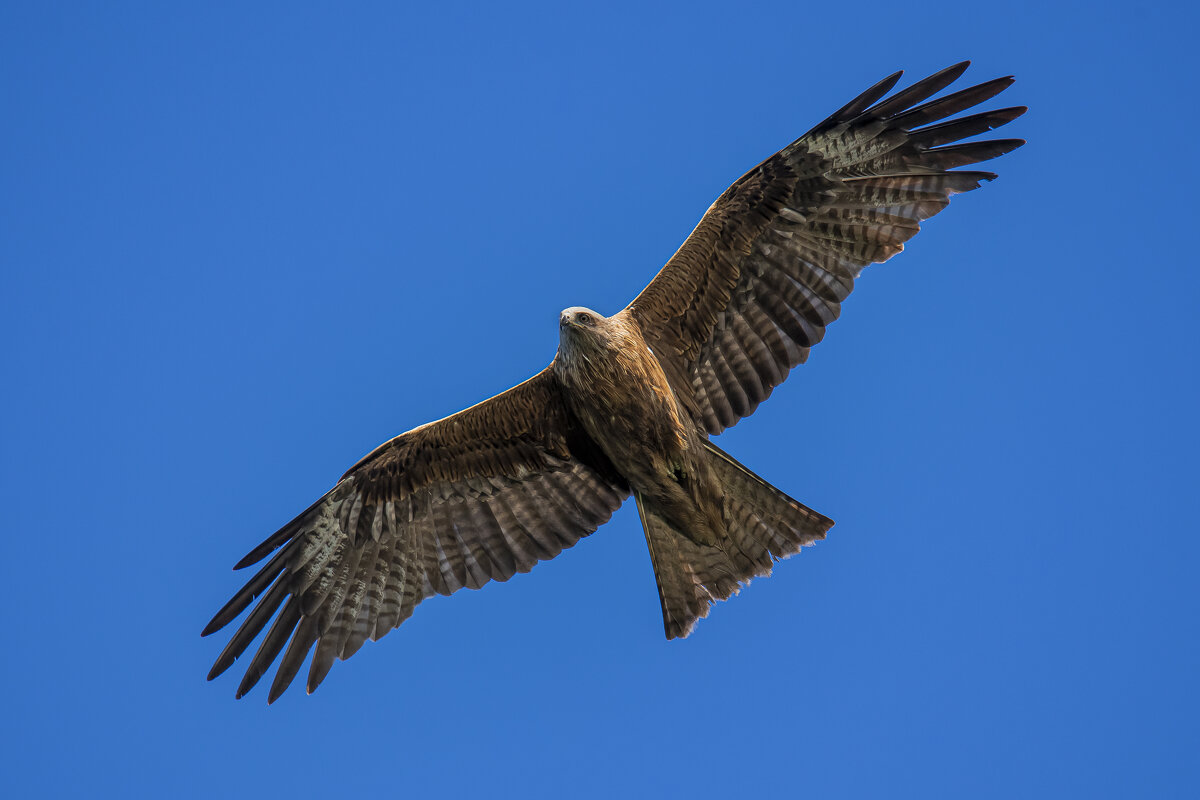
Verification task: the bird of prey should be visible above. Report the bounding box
[204,62,1024,702]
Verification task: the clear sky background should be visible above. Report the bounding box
[3,2,1197,797]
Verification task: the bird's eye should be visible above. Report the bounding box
[577,313,592,325]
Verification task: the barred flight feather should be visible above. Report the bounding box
[629,65,1022,434]
[204,370,629,701]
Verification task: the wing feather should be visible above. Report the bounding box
[204,368,628,700]
[469,501,516,581]
[270,614,319,704]
[237,596,300,699]
[626,63,1024,433]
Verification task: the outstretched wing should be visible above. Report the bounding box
[203,368,628,702]
[625,62,1025,434]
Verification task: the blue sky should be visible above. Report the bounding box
[3,2,1197,797]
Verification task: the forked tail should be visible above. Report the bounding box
[635,442,833,638]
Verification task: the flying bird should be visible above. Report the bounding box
[204,62,1024,701]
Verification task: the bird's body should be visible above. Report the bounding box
[556,307,723,548]
[204,62,1026,701]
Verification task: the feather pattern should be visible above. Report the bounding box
[635,442,833,639]
[626,63,1025,434]
[204,369,628,700]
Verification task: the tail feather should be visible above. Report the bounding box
[635,493,730,639]
[636,442,834,639]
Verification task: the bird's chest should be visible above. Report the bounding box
[559,342,693,478]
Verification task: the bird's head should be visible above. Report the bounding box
[559,306,605,335]
[557,307,609,360]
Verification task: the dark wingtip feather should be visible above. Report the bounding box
[807,69,904,135]
[206,578,291,680]
[202,539,296,636]
[834,69,904,119]
[268,616,319,703]
[234,538,284,570]
[235,598,300,699]
[922,138,1026,169]
[201,578,266,637]
[233,551,267,571]
[909,107,1028,151]
[967,170,999,183]
[862,61,972,120]
[233,493,331,569]
[207,658,232,683]
[233,522,296,570]
[306,637,339,695]
[894,76,1017,130]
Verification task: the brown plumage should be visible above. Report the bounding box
[204,62,1024,700]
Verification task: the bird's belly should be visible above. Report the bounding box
[564,348,726,546]
[563,349,695,492]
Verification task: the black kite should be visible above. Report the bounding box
[204,62,1024,701]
